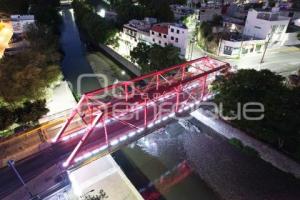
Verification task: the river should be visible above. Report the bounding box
[60,8,100,94]
[59,7,219,200]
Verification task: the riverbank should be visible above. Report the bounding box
[191,109,300,178]
[87,52,131,87]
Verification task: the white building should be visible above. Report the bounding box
[120,18,157,56]
[150,23,188,56]
[218,35,266,57]
[11,15,35,34]
[243,9,290,47]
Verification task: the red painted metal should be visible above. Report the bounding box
[54,56,230,167]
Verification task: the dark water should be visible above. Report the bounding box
[113,121,220,200]
[59,8,100,94]
[59,8,219,200]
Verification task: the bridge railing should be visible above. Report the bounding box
[53,57,230,167]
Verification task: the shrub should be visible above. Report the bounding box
[229,138,243,150]
[242,146,259,157]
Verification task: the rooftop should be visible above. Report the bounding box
[10,15,34,21]
[251,9,290,21]
[151,23,187,34]
[151,23,169,34]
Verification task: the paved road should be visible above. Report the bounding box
[187,29,300,76]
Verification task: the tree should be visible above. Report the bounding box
[195,22,220,53]
[0,24,62,106]
[130,43,184,74]
[72,0,118,45]
[15,100,49,125]
[0,107,15,131]
[0,0,29,14]
[149,44,183,71]
[130,42,151,69]
[211,69,300,160]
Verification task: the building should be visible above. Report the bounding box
[223,16,245,33]
[150,23,188,56]
[243,9,290,47]
[218,34,266,57]
[120,18,157,56]
[11,15,35,34]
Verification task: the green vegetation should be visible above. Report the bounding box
[72,0,119,46]
[228,138,243,149]
[82,190,108,200]
[0,0,29,14]
[229,138,259,157]
[0,0,62,134]
[0,25,62,106]
[195,15,223,53]
[212,70,300,161]
[130,43,184,74]
[110,0,177,25]
[0,100,49,133]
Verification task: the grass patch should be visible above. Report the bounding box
[229,138,259,157]
[229,138,243,150]
[0,129,13,138]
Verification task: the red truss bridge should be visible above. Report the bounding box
[53,57,230,168]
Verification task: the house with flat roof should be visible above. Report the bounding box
[11,15,35,34]
[150,23,188,56]
[243,9,290,47]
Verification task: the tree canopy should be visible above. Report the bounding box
[211,69,300,160]
[72,0,119,45]
[0,25,62,106]
[130,43,184,73]
[0,0,62,132]
[110,0,175,25]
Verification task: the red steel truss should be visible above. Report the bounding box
[53,57,230,167]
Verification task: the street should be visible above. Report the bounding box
[187,28,300,76]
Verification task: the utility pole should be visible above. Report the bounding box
[7,160,36,199]
[260,33,272,64]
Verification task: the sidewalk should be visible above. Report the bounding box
[191,108,300,178]
[99,44,141,76]
[67,155,143,200]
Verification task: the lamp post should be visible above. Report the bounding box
[260,33,272,64]
[7,160,35,199]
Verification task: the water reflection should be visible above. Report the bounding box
[115,120,219,200]
[59,8,100,94]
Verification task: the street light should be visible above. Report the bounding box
[7,160,36,199]
[260,33,272,64]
